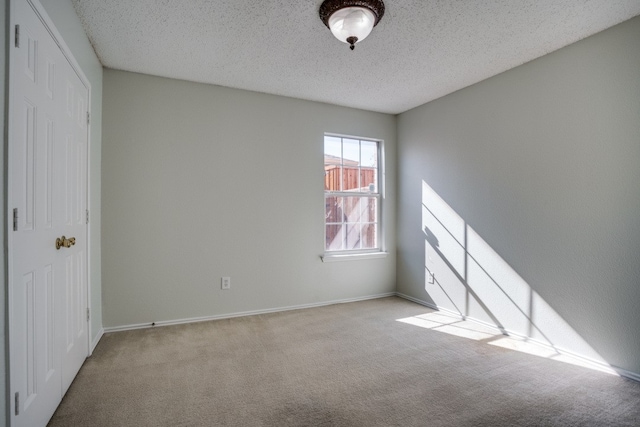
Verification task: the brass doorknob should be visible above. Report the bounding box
[55,236,76,250]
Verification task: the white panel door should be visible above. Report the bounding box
[58,26,89,394]
[9,1,89,426]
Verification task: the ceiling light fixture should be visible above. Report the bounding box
[319,0,385,51]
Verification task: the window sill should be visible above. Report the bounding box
[321,252,388,263]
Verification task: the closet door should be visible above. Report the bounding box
[9,1,90,426]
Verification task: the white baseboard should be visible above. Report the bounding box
[614,367,640,383]
[395,292,640,383]
[90,328,104,354]
[395,292,440,311]
[103,292,397,333]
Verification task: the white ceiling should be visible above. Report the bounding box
[71,0,640,114]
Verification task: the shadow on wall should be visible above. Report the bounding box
[418,180,613,370]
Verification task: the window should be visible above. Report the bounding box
[324,134,382,254]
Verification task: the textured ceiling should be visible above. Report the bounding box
[71,0,640,114]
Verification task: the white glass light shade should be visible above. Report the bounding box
[328,7,375,45]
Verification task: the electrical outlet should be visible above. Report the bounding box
[221,277,231,290]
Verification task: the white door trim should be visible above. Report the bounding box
[7,0,92,424]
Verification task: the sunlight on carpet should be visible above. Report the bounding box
[397,311,619,376]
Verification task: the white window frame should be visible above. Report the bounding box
[322,133,387,262]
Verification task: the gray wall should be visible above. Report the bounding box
[397,16,640,375]
[39,0,103,342]
[102,69,396,327]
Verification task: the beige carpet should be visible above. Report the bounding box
[48,297,640,426]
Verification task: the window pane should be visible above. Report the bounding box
[325,137,342,191]
[341,138,360,191]
[362,224,378,249]
[361,223,377,249]
[362,197,377,223]
[324,136,342,159]
[344,222,361,250]
[326,224,343,251]
[325,196,342,223]
[343,165,360,191]
[361,140,378,168]
[342,138,360,164]
[324,165,340,191]
[344,197,362,250]
[342,196,361,223]
[360,168,377,192]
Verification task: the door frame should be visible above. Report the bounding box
[6,0,92,422]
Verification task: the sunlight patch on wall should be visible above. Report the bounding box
[420,179,613,372]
